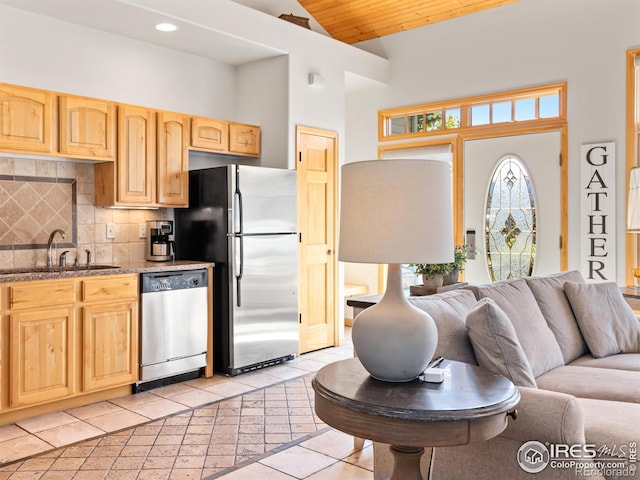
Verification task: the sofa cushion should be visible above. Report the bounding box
[525,271,588,363]
[564,281,640,358]
[536,365,640,403]
[578,398,640,466]
[569,353,640,372]
[469,278,565,378]
[409,289,477,365]
[466,298,537,387]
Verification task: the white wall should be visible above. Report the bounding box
[0,5,237,118]
[349,0,640,284]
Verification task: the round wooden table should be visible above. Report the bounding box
[312,358,520,480]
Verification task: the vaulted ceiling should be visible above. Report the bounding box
[297,0,520,44]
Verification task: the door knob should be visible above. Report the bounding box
[327,249,334,255]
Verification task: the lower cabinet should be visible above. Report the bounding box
[83,301,138,392]
[1,274,139,415]
[9,307,76,407]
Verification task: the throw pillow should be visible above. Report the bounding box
[409,289,478,365]
[525,271,588,363]
[466,298,537,388]
[473,278,565,378]
[563,281,640,358]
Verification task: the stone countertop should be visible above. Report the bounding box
[0,260,214,283]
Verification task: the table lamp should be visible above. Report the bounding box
[627,166,640,285]
[339,159,453,382]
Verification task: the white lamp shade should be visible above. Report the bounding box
[628,167,640,232]
[339,159,454,264]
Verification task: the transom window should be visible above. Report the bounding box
[380,84,565,140]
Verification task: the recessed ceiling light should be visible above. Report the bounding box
[155,23,178,32]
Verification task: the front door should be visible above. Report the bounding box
[296,126,338,353]
[463,131,562,284]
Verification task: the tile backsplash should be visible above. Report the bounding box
[0,157,167,269]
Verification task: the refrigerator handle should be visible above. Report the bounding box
[236,235,244,307]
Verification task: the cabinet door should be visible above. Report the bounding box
[157,111,189,206]
[10,308,76,407]
[83,301,138,392]
[0,83,56,153]
[117,105,156,204]
[59,95,116,160]
[191,116,229,151]
[229,122,261,156]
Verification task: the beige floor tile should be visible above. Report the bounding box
[128,399,188,420]
[67,401,126,421]
[217,462,297,480]
[286,359,325,372]
[167,468,202,479]
[109,392,162,410]
[16,412,78,434]
[265,366,309,380]
[300,430,362,459]
[84,410,149,433]
[343,444,374,471]
[0,435,52,464]
[0,424,28,444]
[203,382,256,398]
[305,461,373,480]
[73,471,110,480]
[149,383,199,399]
[233,373,286,389]
[137,469,171,480]
[259,445,337,478]
[168,390,223,408]
[34,421,104,448]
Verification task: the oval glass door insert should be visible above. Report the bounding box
[485,155,536,281]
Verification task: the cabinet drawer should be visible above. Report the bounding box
[10,281,76,309]
[83,275,138,302]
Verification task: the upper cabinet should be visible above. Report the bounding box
[59,95,116,160]
[190,117,261,158]
[191,116,229,152]
[0,82,262,207]
[0,83,56,154]
[95,106,188,208]
[157,111,189,206]
[229,122,261,157]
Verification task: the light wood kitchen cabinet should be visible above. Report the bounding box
[95,109,188,207]
[191,116,229,152]
[82,274,139,391]
[10,307,76,408]
[0,274,139,417]
[95,104,155,206]
[229,122,261,156]
[157,111,189,206]
[8,279,77,408]
[0,83,56,154]
[59,95,116,160]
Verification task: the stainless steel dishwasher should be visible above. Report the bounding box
[136,269,208,392]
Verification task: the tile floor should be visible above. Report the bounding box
[0,333,374,479]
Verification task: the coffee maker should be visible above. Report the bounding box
[146,220,175,262]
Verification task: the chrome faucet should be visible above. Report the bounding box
[47,229,67,269]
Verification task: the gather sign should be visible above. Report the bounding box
[580,142,616,281]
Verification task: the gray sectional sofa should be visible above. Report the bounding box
[373,271,640,480]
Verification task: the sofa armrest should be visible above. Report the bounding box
[502,387,586,445]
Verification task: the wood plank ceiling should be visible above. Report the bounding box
[297,0,520,44]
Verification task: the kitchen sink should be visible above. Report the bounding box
[0,265,121,275]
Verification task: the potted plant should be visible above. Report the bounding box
[443,244,470,285]
[410,262,453,288]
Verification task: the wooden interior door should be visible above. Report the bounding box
[296,126,338,354]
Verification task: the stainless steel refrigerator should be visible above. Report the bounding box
[174,165,298,375]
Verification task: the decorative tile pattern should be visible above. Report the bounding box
[0,175,75,249]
